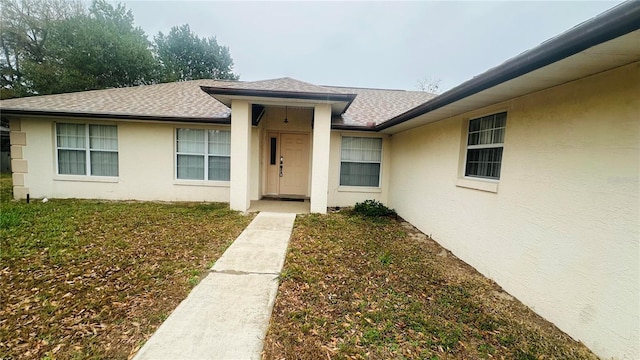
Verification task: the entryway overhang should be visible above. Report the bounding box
[201,83,357,214]
[200,86,357,116]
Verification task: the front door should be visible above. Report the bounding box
[266,132,309,197]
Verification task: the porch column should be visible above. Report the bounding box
[230,100,251,212]
[310,103,331,214]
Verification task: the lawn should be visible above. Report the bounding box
[0,174,253,359]
[263,212,597,359]
[1,173,599,360]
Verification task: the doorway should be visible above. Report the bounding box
[265,132,310,197]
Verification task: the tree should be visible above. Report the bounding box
[416,76,442,94]
[1,0,240,98]
[21,0,158,95]
[0,0,83,98]
[154,24,239,82]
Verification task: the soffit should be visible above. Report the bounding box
[382,30,640,134]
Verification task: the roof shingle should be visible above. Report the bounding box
[215,77,341,94]
[0,79,235,120]
[0,77,436,127]
[329,86,435,127]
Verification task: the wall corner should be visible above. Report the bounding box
[9,118,28,200]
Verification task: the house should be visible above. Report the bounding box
[1,1,638,359]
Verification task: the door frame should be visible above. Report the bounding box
[262,130,311,198]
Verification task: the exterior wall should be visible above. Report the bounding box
[262,107,313,134]
[9,118,28,198]
[255,106,392,209]
[250,126,260,201]
[327,130,391,207]
[388,62,639,359]
[14,106,390,209]
[17,118,231,202]
[310,104,332,213]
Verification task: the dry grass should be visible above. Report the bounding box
[263,212,597,360]
[0,174,253,359]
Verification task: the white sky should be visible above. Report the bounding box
[121,1,622,91]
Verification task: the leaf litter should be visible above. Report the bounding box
[262,212,598,360]
[0,180,252,360]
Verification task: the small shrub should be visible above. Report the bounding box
[353,199,396,218]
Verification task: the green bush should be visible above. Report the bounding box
[353,199,397,218]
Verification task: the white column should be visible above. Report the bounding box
[230,100,251,212]
[310,103,331,214]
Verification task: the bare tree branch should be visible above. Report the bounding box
[416,76,442,94]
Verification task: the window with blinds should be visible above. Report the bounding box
[340,136,382,187]
[176,128,230,181]
[56,123,118,176]
[465,112,506,180]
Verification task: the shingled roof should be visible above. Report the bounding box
[327,86,435,127]
[212,77,341,94]
[0,79,235,122]
[0,77,435,127]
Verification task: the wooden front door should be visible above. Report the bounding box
[266,132,309,197]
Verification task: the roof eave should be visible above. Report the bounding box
[0,109,231,124]
[377,0,640,132]
[331,123,378,132]
[200,86,357,115]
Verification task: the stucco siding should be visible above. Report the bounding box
[19,119,231,202]
[388,62,640,359]
[250,126,261,201]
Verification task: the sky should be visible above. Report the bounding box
[121,1,623,92]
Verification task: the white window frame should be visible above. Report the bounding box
[55,122,119,177]
[463,112,506,181]
[339,136,383,188]
[175,128,231,181]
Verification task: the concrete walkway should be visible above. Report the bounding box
[133,212,296,360]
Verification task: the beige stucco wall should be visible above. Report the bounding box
[229,100,251,210]
[310,104,332,213]
[13,105,389,209]
[327,131,391,207]
[17,118,231,202]
[250,126,260,201]
[388,62,640,359]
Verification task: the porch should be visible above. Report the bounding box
[248,199,310,214]
[201,79,356,214]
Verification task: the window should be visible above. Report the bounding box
[269,137,277,165]
[176,128,230,181]
[340,137,382,187]
[56,123,118,176]
[465,112,506,180]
